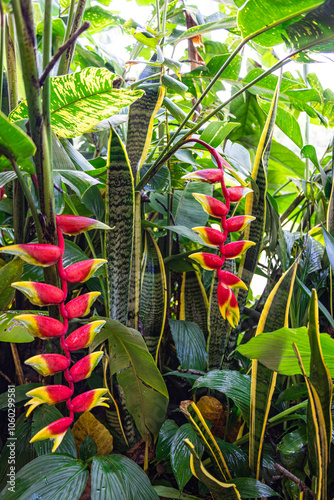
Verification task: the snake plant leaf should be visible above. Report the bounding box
[0,110,36,161]
[9,68,144,138]
[284,0,334,52]
[91,318,168,441]
[180,400,232,482]
[183,439,241,500]
[237,0,325,48]
[306,289,333,493]
[170,423,205,490]
[223,72,281,367]
[0,258,23,310]
[180,270,208,339]
[105,128,134,325]
[126,61,164,179]
[91,454,159,500]
[293,341,330,500]
[248,259,298,479]
[141,229,167,361]
[169,320,207,372]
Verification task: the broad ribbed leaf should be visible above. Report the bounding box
[169,320,207,372]
[170,423,204,489]
[194,370,251,423]
[174,181,213,228]
[0,455,88,500]
[9,68,143,138]
[91,319,168,440]
[156,419,179,461]
[237,0,325,47]
[141,229,167,360]
[0,110,36,160]
[91,454,158,500]
[237,326,334,377]
[180,271,208,339]
[105,129,134,325]
[258,98,303,148]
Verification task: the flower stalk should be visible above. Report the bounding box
[182,139,255,328]
[0,215,109,452]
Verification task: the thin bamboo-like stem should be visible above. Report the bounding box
[57,0,76,74]
[10,343,24,385]
[0,3,4,108]
[57,0,87,75]
[5,14,17,110]
[10,159,44,241]
[136,32,334,192]
[42,0,52,154]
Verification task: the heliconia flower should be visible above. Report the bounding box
[11,281,64,307]
[64,259,107,283]
[182,169,223,184]
[25,385,72,417]
[217,270,247,290]
[192,194,228,218]
[65,292,101,319]
[69,351,104,382]
[15,314,64,339]
[30,417,72,453]
[225,216,255,233]
[223,240,255,259]
[66,320,106,351]
[25,354,69,376]
[192,227,225,247]
[71,388,109,413]
[226,186,252,203]
[189,252,224,271]
[56,215,110,236]
[0,244,61,267]
[217,283,239,328]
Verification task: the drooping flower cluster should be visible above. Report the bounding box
[182,139,255,328]
[0,215,110,452]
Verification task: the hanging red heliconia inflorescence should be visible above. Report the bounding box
[0,215,110,452]
[182,138,255,328]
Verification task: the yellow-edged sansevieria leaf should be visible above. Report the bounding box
[249,259,298,479]
[9,68,144,138]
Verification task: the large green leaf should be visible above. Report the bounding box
[0,311,36,343]
[91,319,168,440]
[0,110,36,161]
[170,423,204,489]
[105,129,134,325]
[173,181,213,228]
[284,0,334,52]
[173,16,237,44]
[169,320,207,372]
[155,419,179,461]
[9,68,143,138]
[237,326,334,377]
[193,370,251,423]
[237,0,325,47]
[0,454,88,500]
[91,454,159,500]
[0,258,23,310]
[258,98,303,148]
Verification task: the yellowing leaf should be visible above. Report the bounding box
[72,411,113,456]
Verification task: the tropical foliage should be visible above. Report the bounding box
[1,0,334,498]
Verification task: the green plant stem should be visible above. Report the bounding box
[42,0,52,154]
[5,14,18,111]
[0,4,4,108]
[57,0,75,73]
[156,0,160,32]
[136,33,334,192]
[57,0,87,75]
[10,159,44,241]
